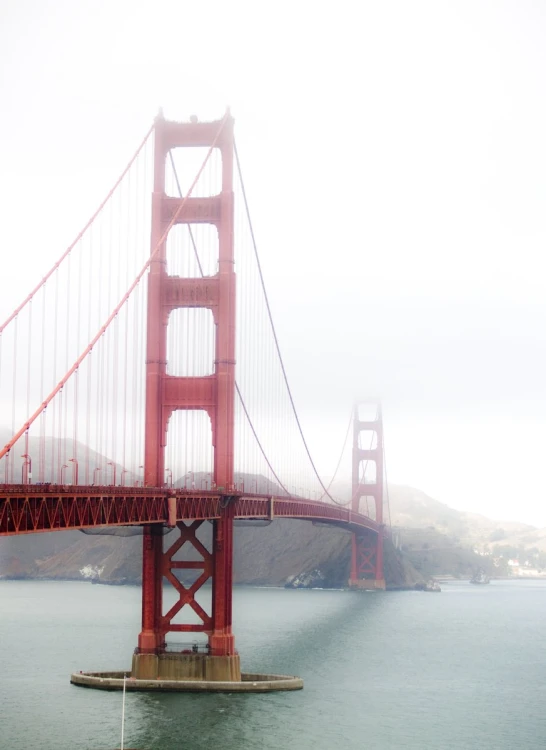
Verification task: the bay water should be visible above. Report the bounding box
[0,579,545,749]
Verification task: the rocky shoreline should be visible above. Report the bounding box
[0,521,429,592]
[284,567,441,592]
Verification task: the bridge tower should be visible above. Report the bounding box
[349,402,386,590]
[133,111,240,682]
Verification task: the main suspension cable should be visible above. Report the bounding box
[234,139,344,505]
[235,384,290,495]
[0,123,155,335]
[316,407,353,505]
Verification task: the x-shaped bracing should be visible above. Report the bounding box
[161,520,213,633]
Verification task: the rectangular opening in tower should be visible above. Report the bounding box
[357,402,380,422]
[165,410,213,489]
[359,458,377,485]
[165,147,222,199]
[358,429,378,450]
[166,223,219,278]
[166,308,216,377]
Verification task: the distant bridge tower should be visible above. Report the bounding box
[349,402,386,590]
[134,111,240,682]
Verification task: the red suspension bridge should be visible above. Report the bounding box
[0,111,387,683]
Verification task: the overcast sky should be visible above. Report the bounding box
[1,0,545,525]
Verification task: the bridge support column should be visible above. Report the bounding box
[134,110,241,682]
[138,525,164,653]
[349,402,386,591]
[209,503,236,657]
[349,528,386,590]
[134,504,241,682]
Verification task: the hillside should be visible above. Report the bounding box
[2,451,544,586]
[0,431,134,486]
[387,485,535,546]
[0,518,424,589]
[330,479,540,549]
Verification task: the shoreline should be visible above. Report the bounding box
[2,575,545,589]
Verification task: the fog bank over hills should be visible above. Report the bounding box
[329,479,545,551]
[0,431,139,486]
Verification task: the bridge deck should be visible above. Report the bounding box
[0,485,379,536]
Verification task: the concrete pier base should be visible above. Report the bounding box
[70,670,303,693]
[348,578,386,590]
[131,652,241,682]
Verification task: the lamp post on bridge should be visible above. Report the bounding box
[165,468,173,488]
[139,465,144,487]
[93,467,101,485]
[121,468,129,486]
[107,462,117,486]
[20,454,32,485]
[60,464,68,484]
[69,458,78,486]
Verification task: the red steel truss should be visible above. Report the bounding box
[0,486,380,536]
[159,520,213,639]
[351,527,381,579]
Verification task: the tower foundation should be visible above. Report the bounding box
[132,652,241,682]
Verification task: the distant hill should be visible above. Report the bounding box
[329,479,539,549]
[0,518,424,589]
[0,431,133,486]
[3,433,544,584]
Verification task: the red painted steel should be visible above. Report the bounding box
[140,111,236,655]
[350,403,385,586]
[0,486,380,536]
[161,521,213,636]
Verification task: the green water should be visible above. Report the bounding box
[0,580,545,749]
